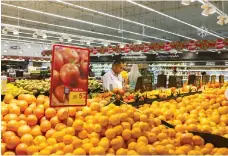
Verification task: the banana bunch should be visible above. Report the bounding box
[3,83,29,97]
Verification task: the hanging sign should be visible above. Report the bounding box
[164,42,172,51]
[50,44,90,107]
[124,44,131,53]
[187,41,197,51]
[143,43,150,52]
[215,39,225,49]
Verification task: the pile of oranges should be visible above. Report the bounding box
[1,93,228,155]
[144,87,228,138]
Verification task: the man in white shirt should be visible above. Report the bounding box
[102,60,124,91]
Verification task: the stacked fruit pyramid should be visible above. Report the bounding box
[2,92,228,155]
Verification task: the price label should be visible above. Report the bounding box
[69,92,86,106]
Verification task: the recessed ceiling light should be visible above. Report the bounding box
[4,49,8,53]
[19,50,23,53]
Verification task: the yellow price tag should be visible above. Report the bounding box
[69,92,86,105]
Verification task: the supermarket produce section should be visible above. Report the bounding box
[1,82,228,155]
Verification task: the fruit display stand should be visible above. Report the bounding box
[1,82,228,155]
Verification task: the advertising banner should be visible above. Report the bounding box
[50,44,90,107]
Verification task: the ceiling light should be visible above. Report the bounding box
[181,0,190,5]
[2,3,159,42]
[59,37,64,42]
[27,44,31,48]
[224,16,228,24]
[42,33,47,39]
[120,43,125,48]
[126,1,223,39]
[13,29,19,35]
[202,9,210,16]
[104,42,109,47]
[201,4,209,9]
[208,7,216,14]
[86,41,91,45]
[45,46,48,50]
[19,50,23,53]
[4,43,8,46]
[33,33,38,38]
[67,38,72,42]
[2,28,8,34]
[4,49,8,53]
[218,51,221,54]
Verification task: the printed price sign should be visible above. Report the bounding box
[50,44,90,107]
[69,92,86,105]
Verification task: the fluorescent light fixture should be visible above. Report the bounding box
[208,7,217,14]
[217,19,224,25]
[13,29,19,35]
[126,0,224,39]
[42,33,47,39]
[181,0,190,5]
[4,43,8,46]
[45,46,48,50]
[19,50,23,53]
[27,44,31,48]
[1,3,158,42]
[86,41,91,45]
[4,49,8,53]
[67,38,72,43]
[224,16,228,24]
[202,9,209,16]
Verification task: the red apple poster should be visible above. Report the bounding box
[50,44,90,107]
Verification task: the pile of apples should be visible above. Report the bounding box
[2,93,228,155]
[143,86,228,138]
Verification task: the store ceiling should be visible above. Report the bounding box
[1,1,228,48]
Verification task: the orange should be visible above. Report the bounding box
[114,125,123,135]
[57,108,68,120]
[136,145,150,155]
[26,115,38,126]
[131,128,142,139]
[90,137,99,147]
[4,114,19,122]
[2,131,16,143]
[63,117,74,127]
[40,120,51,133]
[50,116,60,128]
[45,129,56,138]
[33,136,46,145]
[122,129,131,140]
[45,108,56,119]
[137,136,148,144]
[4,94,14,104]
[63,144,74,154]
[63,134,73,145]
[90,102,100,111]
[109,114,121,126]
[20,134,33,145]
[82,142,94,154]
[73,148,86,155]
[31,125,42,137]
[7,120,19,132]
[192,136,204,146]
[73,120,84,131]
[47,138,57,145]
[116,148,128,155]
[121,122,131,130]
[157,132,168,141]
[128,142,137,150]
[33,107,44,120]
[17,100,28,112]
[1,105,8,116]
[155,145,168,155]
[94,124,102,133]
[6,135,20,150]
[72,138,83,148]
[26,145,39,155]
[17,125,31,137]
[78,130,88,139]
[68,107,77,117]
[105,128,116,139]
[65,127,75,136]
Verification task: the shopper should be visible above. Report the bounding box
[128,64,141,91]
[102,60,124,91]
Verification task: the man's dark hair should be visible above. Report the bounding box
[112,60,124,67]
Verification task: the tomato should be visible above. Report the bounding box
[53,51,64,71]
[77,77,87,90]
[62,48,80,64]
[80,58,88,76]
[54,85,65,103]
[79,50,89,62]
[52,70,61,89]
[60,63,80,85]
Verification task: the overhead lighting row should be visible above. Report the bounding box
[2,26,19,35]
[181,0,228,26]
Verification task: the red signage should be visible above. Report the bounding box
[143,43,150,52]
[187,41,197,51]
[124,44,131,53]
[215,39,225,49]
[50,44,90,107]
[164,42,172,51]
[108,46,114,53]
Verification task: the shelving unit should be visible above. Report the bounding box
[91,60,228,85]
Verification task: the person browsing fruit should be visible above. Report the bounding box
[102,60,124,91]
